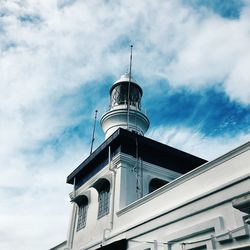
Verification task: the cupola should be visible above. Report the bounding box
[100,73,150,139]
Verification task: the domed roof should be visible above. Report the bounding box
[110,73,143,95]
[113,73,138,85]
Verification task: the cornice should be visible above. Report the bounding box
[117,141,250,215]
[112,153,181,178]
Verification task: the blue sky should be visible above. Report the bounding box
[184,0,245,19]
[0,0,250,249]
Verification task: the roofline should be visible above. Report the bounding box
[66,129,122,184]
[117,140,250,215]
[49,240,67,250]
[66,128,207,185]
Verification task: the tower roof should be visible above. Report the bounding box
[113,73,138,85]
[110,73,143,96]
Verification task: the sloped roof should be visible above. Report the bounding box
[67,128,207,187]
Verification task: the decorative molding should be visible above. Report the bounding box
[116,142,250,215]
[163,217,223,250]
[231,224,249,239]
[232,192,250,214]
[114,153,181,179]
[117,174,249,216]
[74,166,113,196]
[85,177,249,249]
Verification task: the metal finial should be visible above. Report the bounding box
[129,45,133,79]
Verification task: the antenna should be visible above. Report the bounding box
[90,110,98,155]
[73,177,76,191]
[127,45,133,130]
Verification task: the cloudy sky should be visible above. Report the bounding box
[0,0,250,249]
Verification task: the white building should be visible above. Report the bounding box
[51,73,250,250]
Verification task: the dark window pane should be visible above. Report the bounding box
[149,178,168,193]
[98,190,110,218]
[110,83,141,109]
[77,201,88,231]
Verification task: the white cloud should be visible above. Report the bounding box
[165,8,250,104]
[0,136,89,249]
[1,0,250,103]
[148,126,250,161]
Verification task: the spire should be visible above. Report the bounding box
[127,45,133,130]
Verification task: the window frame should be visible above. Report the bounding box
[93,179,111,219]
[76,198,88,231]
[97,189,110,219]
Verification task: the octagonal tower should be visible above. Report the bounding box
[101,73,150,139]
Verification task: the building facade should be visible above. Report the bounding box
[51,74,250,250]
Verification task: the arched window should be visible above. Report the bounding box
[75,196,88,231]
[149,178,168,193]
[93,179,111,219]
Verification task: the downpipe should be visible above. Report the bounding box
[102,146,117,244]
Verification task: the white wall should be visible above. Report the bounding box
[64,142,250,250]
